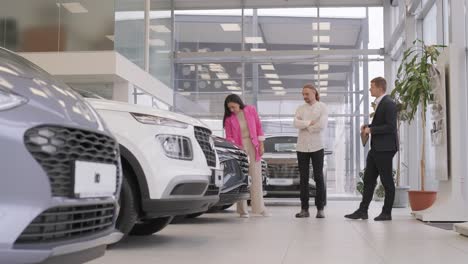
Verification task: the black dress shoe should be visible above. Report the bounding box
[295,209,310,218]
[344,210,368,220]
[374,213,392,221]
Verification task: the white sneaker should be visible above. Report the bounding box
[240,213,250,218]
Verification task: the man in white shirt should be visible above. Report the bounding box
[293,84,328,218]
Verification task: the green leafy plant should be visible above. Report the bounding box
[390,39,445,191]
[356,168,396,199]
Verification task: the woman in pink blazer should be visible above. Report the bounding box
[223,94,270,218]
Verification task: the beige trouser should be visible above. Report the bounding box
[237,137,266,215]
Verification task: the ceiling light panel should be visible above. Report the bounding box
[314,64,329,71]
[150,25,171,33]
[275,91,286,96]
[251,48,267,51]
[269,80,282,85]
[313,36,330,43]
[312,22,331,31]
[61,3,88,13]
[220,23,241,31]
[265,73,279,79]
[260,64,275,71]
[271,86,284,91]
[245,37,264,44]
[149,39,166,46]
[227,86,241,90]
[314,74,329,79]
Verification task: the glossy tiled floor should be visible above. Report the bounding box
[90,201,468,264]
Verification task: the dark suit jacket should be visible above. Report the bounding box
[368,95,398,152]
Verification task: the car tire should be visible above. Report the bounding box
[115,175,138,237]
[185,212,204,218]
[129,216,173,236]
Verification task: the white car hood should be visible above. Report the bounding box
[87,98,209,129]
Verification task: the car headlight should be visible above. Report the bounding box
[157,135,193,160]
[0,87,28,111]
[131,112,189,128]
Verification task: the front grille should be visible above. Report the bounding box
[194,127,216,167]
[225,184,249,195]
[24,126,120,197]
[204,184,220,196]
[267,163,313,179]
[217,148,249,178]
[15,203,115,244]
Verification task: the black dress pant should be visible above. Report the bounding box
[297,149,325,210]
[359,149,396,214]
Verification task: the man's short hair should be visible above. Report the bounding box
[371,77,387,92]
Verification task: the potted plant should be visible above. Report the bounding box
[393,111,410,208]
[356,168,396,201]
[390,39,445,211]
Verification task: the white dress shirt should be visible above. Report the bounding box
[374,94,386,110]
[293,101,328,152]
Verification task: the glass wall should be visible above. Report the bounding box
[115,0,145,69]
[149,0,172,86]
[0,0,114,52]
[175,9,243,53]
[173,6,383,196]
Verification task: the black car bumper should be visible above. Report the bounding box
[141,195,220,218]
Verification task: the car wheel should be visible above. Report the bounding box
[185,212,204,218]
[129,216,173,236]
[115,174,138,237]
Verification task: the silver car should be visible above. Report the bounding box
[0,48,122,263]
[263,135,330,199]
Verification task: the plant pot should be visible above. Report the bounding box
[408,190,437,211]
[393,186,410,208]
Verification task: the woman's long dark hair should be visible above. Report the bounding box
[223,94,246,128]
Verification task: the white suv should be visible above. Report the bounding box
[82,97,222,238]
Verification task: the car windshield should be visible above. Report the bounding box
[264,136,297,153]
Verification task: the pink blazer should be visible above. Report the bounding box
[224,105,265,161]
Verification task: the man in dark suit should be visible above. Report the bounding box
[345,77,398,221]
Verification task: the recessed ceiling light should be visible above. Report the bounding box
[320,93,328,97]
[220,23,241,31]
[318,81,328,86]
[150,25,171,33]
[313,36,330,43]
[180,92,191,96]
[320,87,328,92]
[232,91,243,95]
[223,81,236,85]
[61,3,88,13]
[245,37,264,44]
[265,73,279,79]
[227,86,241,90]
[314,74,329,79]
[312,22,331,31]
[275,91,286,96]
[260,64,275,71]
[314,64,329,71]
[313,47,330,51]
[251,48,267,51]
[271,86,284,91]
[269,80,282,85]
[149,39,166,46]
